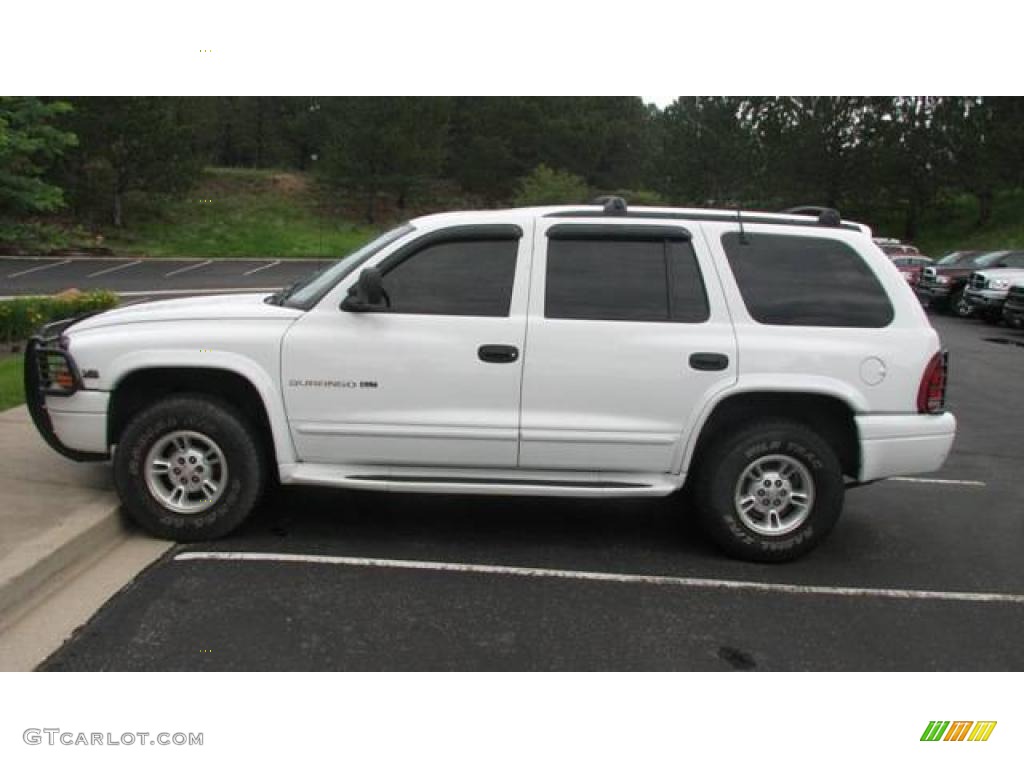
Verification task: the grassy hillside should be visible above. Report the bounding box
[869,189,1024,257]
[8,168,1024,260]
[101,168,378,258]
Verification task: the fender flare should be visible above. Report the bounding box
[676,375,867,475]
[107,349,297,466]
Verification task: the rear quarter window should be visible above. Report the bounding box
[721,232,894,328]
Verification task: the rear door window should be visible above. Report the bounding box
[544,235,709,323]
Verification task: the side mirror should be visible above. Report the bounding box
[340,267,389,312]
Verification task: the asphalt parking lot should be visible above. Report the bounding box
[40,313,1024,671]
[0,256,330,299]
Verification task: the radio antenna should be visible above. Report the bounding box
[737,206,749,244]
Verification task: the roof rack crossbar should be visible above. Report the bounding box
[781,206,842,227]
[590,195,627,216]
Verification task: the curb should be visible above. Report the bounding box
[0,496,125,629]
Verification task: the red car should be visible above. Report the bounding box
[891,255,933,287]
[874,239,931,287]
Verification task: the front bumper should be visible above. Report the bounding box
[965,288,1008,312]
[1003,300,1024,328]
[25,337,110,461]
[856,412,956,483]
[916,283,952,302]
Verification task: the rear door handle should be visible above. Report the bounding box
[689,352,729,371]
[478,344,520,364]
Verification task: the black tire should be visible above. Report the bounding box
[114,394,265,541]
[693,420,845,563]
[950,288,973,318]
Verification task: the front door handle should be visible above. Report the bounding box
[478,344,520,364]
[689,352,729,371]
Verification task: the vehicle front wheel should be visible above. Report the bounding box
[693,420,845,562]
[114,394,265,541]
[950,288,973,318]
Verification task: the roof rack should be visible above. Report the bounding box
[544,207,860,232]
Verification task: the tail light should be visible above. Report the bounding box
[917,351,948,414]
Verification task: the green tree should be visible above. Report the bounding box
[0,97,76,215]
[935,97,1024,226]
[319,97,451,222]
[63,97,202,227]
[863,97,948,239]
[659,97,758,205]
[512,164,589,206]
[747,96,871,209]
[446,97,657,202]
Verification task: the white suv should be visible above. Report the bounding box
[25,201,956,562]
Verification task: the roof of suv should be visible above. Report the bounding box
[410,205,872,236]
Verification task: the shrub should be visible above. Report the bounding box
[0,290,119,347]
[512,164,589,206]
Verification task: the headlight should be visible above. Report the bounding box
[37,349,78,393]
[991,279,1010,290]
[936,276,950,284]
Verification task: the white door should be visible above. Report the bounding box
[281,223,531,468]
[518,221,737,473]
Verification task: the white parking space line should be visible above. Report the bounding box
[242,259,280,276]
[6,259,71,278]
[174,551,1024,605]
[164,259,212,277]
[87,259,142,278]
[887,477,986,487]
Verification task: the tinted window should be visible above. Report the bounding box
[975,251,1011,267]
[545,237,709,322]
[937,251,974,265]
[722,232,893,328]
[383,238,518,317]
[1000,253,1024,268]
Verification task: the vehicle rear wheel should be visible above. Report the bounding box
[693,420,845,562]
[114,394,265,541]
[950,288,973,318]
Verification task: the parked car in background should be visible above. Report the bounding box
[891,255,933,287]
[1002,282,1024,329]
[917,250,1001,317]
[964,256,1024,323]
[874,238,923,258]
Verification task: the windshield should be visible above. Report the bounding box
[282,223,414,309]
[974,251,1010,267]
[936,251,972,265]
